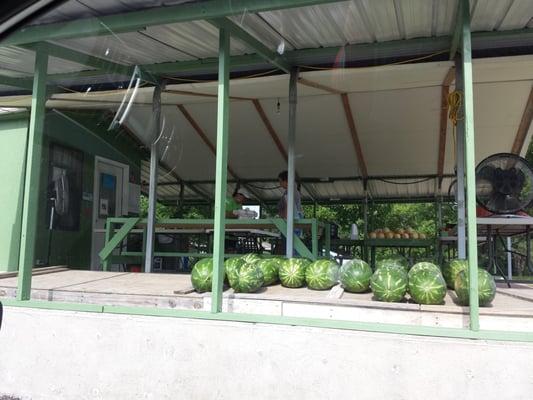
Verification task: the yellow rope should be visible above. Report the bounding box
[448,90,463,164]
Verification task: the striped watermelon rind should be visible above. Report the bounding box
[241,253,262,264]
[305,259,339,290]
[442,259,468,289]
[454,268,496,306]
[191,258,214,293]
[224,257,245,284]
[339,259,372,293]
[256,259,280,286]
[370,265,408,302]
[408,262,441,281]
[228,262,264,293]
[279,258,310,288]
[408,269,447,305]
[375,258,409,273]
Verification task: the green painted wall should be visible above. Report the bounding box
[0,110,144,271]
[0,114,29,271]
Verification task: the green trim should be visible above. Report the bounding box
[208,18,291,73]
[16,49,47,301]
[460,0,480,331]
[0,74,32,90]
[2,0,345,46]
[3,299,533,343]
[21,42,132,76]
[98,217,140,262]
[211,27,231,313]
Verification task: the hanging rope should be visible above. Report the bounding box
[447,90,464,164]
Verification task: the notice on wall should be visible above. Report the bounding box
[99,198,109,216]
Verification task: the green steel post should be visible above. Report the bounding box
[103,220,112,271]
[460,0,480,331]
[311,219,318,259]
[211,27,230,313]
[16,49,48,301]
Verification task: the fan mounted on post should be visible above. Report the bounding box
[475,153,533,215]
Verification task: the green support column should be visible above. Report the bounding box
[211,28,230,313]
[460,0,480,331]
[17,49,48,300]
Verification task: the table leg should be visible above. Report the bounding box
[527,226,532,275]
[371,246,376,270]
[311,219,318,260]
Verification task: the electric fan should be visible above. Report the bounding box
[475,153,533,214]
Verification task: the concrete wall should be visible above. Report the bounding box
[1,306,532,400]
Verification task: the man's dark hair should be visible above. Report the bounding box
[278,170,288,181]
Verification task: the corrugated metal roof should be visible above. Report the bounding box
[1,0,531,80]
[1,0,532,203]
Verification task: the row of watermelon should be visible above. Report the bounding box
[347,256,496,306]
[191,254,340,293]
[190,254,496,306]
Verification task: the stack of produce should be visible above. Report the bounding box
[368,227,427,240]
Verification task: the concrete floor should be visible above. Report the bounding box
[1,269,532,331]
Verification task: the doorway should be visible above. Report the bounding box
[90,156,129,270]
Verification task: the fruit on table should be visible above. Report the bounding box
[279,258,311,288]
[370,265,408,302]
[408,268,447,305]
[191,258,214,293]
[305,259,340,290]
[454,268,496,306]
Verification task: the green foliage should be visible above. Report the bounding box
[139,195,210,219]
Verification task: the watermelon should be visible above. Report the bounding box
[442,259,468,289]
[454,268,496,306]
[241,253,262,264]
[375,258,408,273]
[225,257,245,284]
[386,254,409,269]
[408,269,447,305]
[305,259,340,290]
[339,259,372,293]
[256,259,280,286]
[191,258,214,293]
[279,258,310,288]
[228,262,264,293]
[370,265,408,302]
[408,262,441,281]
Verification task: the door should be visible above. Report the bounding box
[91,157,129,270]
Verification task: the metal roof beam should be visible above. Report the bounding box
[449,1,463,60]
[0,74,32,90]
[510,84,533,155]
[341,93,368,180]
[207,18,291,73]
[2,0,345,47]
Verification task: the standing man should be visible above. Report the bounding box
[277,170,303,219]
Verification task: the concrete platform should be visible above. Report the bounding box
[1,269,532,332]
